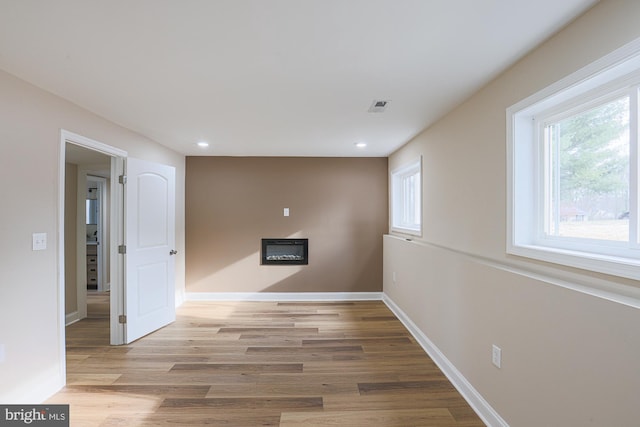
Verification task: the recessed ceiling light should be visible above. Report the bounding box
[355,142,367,148]
[196,141,209,148]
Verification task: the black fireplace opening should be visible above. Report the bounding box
[261,238,308,265]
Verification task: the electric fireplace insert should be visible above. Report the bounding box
[261,238,308,265]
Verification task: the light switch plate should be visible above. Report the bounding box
[492,344,502,368]
[32,232,47,251]
[284,208,290,217]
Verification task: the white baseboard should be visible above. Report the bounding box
[65,311,80,326]
[382,294,509,427]
[186,292,383,302]
[0,366,65,404]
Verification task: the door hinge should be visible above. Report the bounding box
[118,245,126,254]
[118,315,127,324]
[119,175,127,184]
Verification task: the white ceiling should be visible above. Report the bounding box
[0,0,597,157]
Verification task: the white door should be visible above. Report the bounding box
[124,157,176,343]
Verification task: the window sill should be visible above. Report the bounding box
[507,243,640,281]
[390,227,422,237]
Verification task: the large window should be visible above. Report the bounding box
[544,95,630,242]
[508,40,640,280]
[391,158,422,235]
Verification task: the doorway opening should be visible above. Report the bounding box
[65,145,110,321]
[59,130,178,353]
[85,176,107,293]
[59,130,127,353]
[84,176,111,320]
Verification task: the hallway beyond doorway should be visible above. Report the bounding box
[86,291,109,319]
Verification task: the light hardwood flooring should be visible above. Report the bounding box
[86,291,110,318]
[47,301,485,426]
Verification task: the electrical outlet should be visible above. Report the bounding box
[32,232,47,251]
[492,344,502,368]
[283,208,290,217]
[392,271,396,283]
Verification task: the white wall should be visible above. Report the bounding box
[0,68,185,402]
[385,1,640,426]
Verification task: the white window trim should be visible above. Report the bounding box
[391,157,422,236]
[507,37,640,281]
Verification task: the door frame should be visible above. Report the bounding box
[84,175,108,292]
[58,130,128,366]
[74,172,108,320]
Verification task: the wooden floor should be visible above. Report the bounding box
[86,291,110,318]
[47,301,485,426]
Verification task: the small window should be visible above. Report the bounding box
[507,39,640,280]
[391,158,422,235]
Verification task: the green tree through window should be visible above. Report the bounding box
[547,96,630,240]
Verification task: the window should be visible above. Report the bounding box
[391,158,421,235]
[545,96,630,242]
[508,39,640,280]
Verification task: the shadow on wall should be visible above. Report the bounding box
[260,245,382,293]
[188,231,306,293]
[187,230,384,293]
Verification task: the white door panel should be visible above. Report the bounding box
[124,158,176,343]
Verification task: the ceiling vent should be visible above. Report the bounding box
[368,99,391,113]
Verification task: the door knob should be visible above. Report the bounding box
[169,249,178,256]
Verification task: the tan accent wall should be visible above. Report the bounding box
[186,157,387,293]
[64,162,78,315]
[385,1,640,425]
